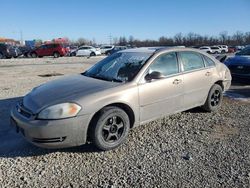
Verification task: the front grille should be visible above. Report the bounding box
[32,137,66,143]
[228,65,250,75]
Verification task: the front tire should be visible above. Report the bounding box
[89,107,130,151]
[202,84,223,112]
[31,52,37,58]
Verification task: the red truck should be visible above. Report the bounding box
[30,43,69,58]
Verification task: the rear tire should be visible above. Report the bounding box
[89,106,130,151]
[202,84,223,112]
[90,52,96,57]
[53,52,60,58]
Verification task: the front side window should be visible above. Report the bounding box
[148,52,179,76]
[40,45,47,49]
[179,52,205,72]
[79,47,87,50]
[84,52,152,82]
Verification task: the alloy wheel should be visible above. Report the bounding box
[211,89,221,106]
[102,116,124,143]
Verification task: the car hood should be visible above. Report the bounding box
[225,55,250,66]
[23,74,120,113]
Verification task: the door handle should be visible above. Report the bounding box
[205,71,212,76]
[173,79,182,85]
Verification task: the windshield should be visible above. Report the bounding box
[237,47,250,56]
[83,52,152,82]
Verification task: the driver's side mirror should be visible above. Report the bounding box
[145,71,164,81]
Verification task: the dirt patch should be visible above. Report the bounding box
[38,73,64,77]
[209,124,239,140]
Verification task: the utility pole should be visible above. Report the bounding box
[20,30,23,45]
[108,34,112,45]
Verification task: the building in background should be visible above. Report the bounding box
[0,37,20,45]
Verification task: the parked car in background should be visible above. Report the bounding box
[76,46,101,56]
[30,43,69,58]
[228,46,237,53]
[217,45,228,53]
[224,46,250,82]
[17,46,35,57]
[210,46,222,54]
[191,46,201,49]
[235,46,244,51]
[0,43,18,59]
[106,46,128,55]
[69,46,79,56]
[100,45,114,54]
[11,47,231,151]
[199,46,212,53]
[13,46,22,57]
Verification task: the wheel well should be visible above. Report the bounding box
[215,80,224,91]
[87,103,135,141]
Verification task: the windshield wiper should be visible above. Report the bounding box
[83,73,123,83]
[109,78,123,83]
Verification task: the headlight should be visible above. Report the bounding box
[37,103,81,120]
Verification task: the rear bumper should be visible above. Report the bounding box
[223,79,231,91]
[10,105,91,149]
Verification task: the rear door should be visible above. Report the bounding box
[138,52,184,123]
[178,51,214,109]
[77,47,88,56]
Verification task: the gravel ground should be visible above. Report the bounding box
[0,57,250,187]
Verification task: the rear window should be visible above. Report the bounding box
[203,55,215,67]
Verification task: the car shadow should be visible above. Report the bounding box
[0,97,99,158]
[227,81,250,98]
[184,107,207,114]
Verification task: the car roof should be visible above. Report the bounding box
[120,46,203,54]
[119,46,218,62]
[120,47,174,53]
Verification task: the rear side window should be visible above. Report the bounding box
[179,52,204,72]
[53,44,59,48]
[149,52,179,76]
[203,55,215,67]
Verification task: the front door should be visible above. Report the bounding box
[138,52,184,123]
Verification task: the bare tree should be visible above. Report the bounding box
[233,31,244,45]
[68,31,250,48]
[76,38,88,46]
[174,33,183,45]
[219,31,228,44]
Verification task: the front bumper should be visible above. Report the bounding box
[95,51,101,55]
[10,105,91,149]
